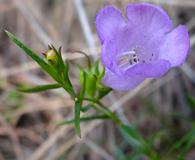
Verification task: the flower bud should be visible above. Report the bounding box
[44,49,58,65]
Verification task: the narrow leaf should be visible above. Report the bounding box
[168,127,195,157]
[119,124,143,148]
[5,30,61,82]
[18,83,61,93]
[119,124,157,159]
[58,114,109,126]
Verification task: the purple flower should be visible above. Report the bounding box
[95,3,190,91]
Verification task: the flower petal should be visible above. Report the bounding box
[159,25,190,67]
[128,60,171,78]
[101,24,136,73]
[126,3,173,34]
[103,68,145,91]
[95,6,126,43]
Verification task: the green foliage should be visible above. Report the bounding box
[18,83,61,93]
[6,30,195,159]
[6,30,114,138]
[6,90,23,102]
[5,31,75,98]
[5,31,61,83]
[167,126,195,159]
[74,71,86,137]
[187,93,195,110]
[78,60,111,100]
[58,114,109,126]
[115,147,127,160]
[97,83,112,99]
[81,104,93,112]
[85,73,96,98]
[4,90,25,123]
[119,124,159,160]
[115,147,142,160]
[74,101,82,137]
[79,66,96,98]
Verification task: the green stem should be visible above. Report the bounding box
[83,97,121,124]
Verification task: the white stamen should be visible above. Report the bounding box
[117,50,139,70]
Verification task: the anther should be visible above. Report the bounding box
[133,58,138,63]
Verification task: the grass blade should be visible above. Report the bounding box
[119,124,158,160]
